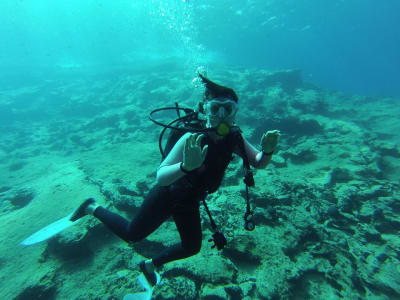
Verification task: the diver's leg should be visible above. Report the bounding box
[152,202,202,267]
[93,186,173,243]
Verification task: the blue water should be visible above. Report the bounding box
[0,0,399,97]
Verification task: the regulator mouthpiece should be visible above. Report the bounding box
[216,123,230,136]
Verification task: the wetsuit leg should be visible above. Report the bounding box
[152,201,203,267]
[94,186,173,243]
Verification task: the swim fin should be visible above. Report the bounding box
[20,213,79,246]
[123,273,161,300]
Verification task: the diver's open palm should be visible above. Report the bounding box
[183,134,208,171]
[261,130,280,153]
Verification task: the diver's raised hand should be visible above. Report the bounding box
[261,130,280,153]
[182,134,208,171]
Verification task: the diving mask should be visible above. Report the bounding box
[204,99,238,136]
[204,99,237,119]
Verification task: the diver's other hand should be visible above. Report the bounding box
[261,130,280,153]
[182,134,208,171]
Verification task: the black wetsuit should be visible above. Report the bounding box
[94,130,243,267]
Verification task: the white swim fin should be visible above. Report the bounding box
[123,273,161,300]
[20,213,79,246]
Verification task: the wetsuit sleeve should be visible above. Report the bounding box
[236,137,272,169]
[156,132,191,186]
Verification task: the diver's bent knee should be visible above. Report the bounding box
[191,247,201,255]
[126,234,146,244]
[185,242,202,255]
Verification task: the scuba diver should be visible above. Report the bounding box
[70,73,280,286]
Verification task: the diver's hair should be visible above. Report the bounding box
[198,73,238,102]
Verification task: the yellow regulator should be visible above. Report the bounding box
[216,122,230,136]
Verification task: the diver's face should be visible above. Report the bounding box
[204,98,238,128]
